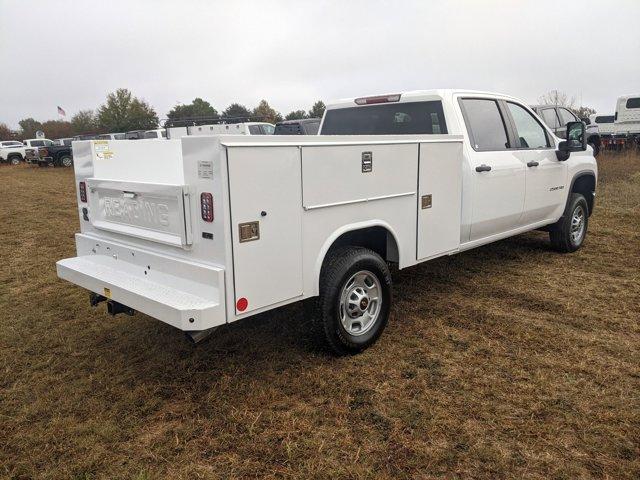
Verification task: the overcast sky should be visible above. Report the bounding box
[1,0,639,128]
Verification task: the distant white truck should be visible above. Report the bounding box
[589,114,622,151]
[614,94,640,148]
[57,89,597,354]
[0,141,35,164]
[187,122,275,136]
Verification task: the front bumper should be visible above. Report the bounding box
[56,234,227,331]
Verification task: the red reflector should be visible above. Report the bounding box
[354,93,402,105]
[236,297,248,312]
[200,192,213,222]
[79,181,87,202]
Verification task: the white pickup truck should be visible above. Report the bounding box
[57,90,597,354]
[0,141,36,164]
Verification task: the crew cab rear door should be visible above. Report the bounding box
[459,97,526,241]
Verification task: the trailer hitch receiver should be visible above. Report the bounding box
[107,300,135,316]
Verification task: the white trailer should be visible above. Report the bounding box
[57,90,597,354]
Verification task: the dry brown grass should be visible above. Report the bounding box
[1,151,639,479]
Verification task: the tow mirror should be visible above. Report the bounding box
[556,121,587,161]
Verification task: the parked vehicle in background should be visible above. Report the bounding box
[187,122,275,136]
[274,118,321,135]
[23,138,55,149]
[94,133,126,140]
[57,89,596,355]
[124,130,148,140]
[143,129,167,139]
[36,143,73,167]
[531,105,601,156]
[55,138,74,146]
[0,141,35,165]
[589,114,622,151]
[614,94,640,148]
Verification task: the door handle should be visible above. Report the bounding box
[527,161,539,167]
[475,164,492,172]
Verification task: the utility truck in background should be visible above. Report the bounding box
[614,94,640,148]
[57,90,597,355]
[589,114,622,151]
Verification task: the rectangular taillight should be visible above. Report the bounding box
[79,181,87,202]
[200,192,213,222]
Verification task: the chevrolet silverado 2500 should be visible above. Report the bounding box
[57,90,597,354]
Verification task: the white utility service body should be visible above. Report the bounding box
[57,133,462,331]
[57,90,597,351]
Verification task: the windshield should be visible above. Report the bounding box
[321,101,447,135]
[1,141,22,147]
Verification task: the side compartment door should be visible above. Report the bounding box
[459,98,526,241]
[417,142,463,260]
[227,146,303,314]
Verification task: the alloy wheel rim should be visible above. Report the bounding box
[570,205,586,244]
[62,157,72,167]
[339,270,381,336]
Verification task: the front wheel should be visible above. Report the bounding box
[9,155,22,165]
[59,155,73,167]
[549,193,589,253]
[308,246,392,355]
[589,141,600,157]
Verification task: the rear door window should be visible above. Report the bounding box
[31,140,44,147]
[248,125,262,135]
[626,98,640,109]
[506,103,550,149]
[321,101,447,135]
[460,98,510,151]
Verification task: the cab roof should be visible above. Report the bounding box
[325,89,522,110]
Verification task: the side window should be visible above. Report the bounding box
[626,98,640,109]
[540,108,560,129]
[31,140,44,147]
[558,108,577,125]
[506,103,550,149]
[460,98,510,151]
[248,125,262,135]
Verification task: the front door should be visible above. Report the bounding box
[502,102,568,225]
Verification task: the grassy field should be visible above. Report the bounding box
[1,152,639,479]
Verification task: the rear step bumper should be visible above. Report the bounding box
[56,234,226,331]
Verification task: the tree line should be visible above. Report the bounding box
[0,88,326,140]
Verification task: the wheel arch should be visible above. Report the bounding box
[569,171,596,215]
[312,221,401,295]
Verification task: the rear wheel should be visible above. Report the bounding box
[308,246,392,355]
[549,193,589,253]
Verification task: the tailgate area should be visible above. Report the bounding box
[57,234,226,331]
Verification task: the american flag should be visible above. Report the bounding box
[57,106,66,117]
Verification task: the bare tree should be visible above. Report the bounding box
[538,90,576,109]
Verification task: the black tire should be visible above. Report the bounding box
[589,141,600,157]
[308,246,392,355]
[8,155,22,165]
[549,193,589,253]
[59,155,73,168]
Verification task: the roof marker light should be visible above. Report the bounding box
[354,94,402,105]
